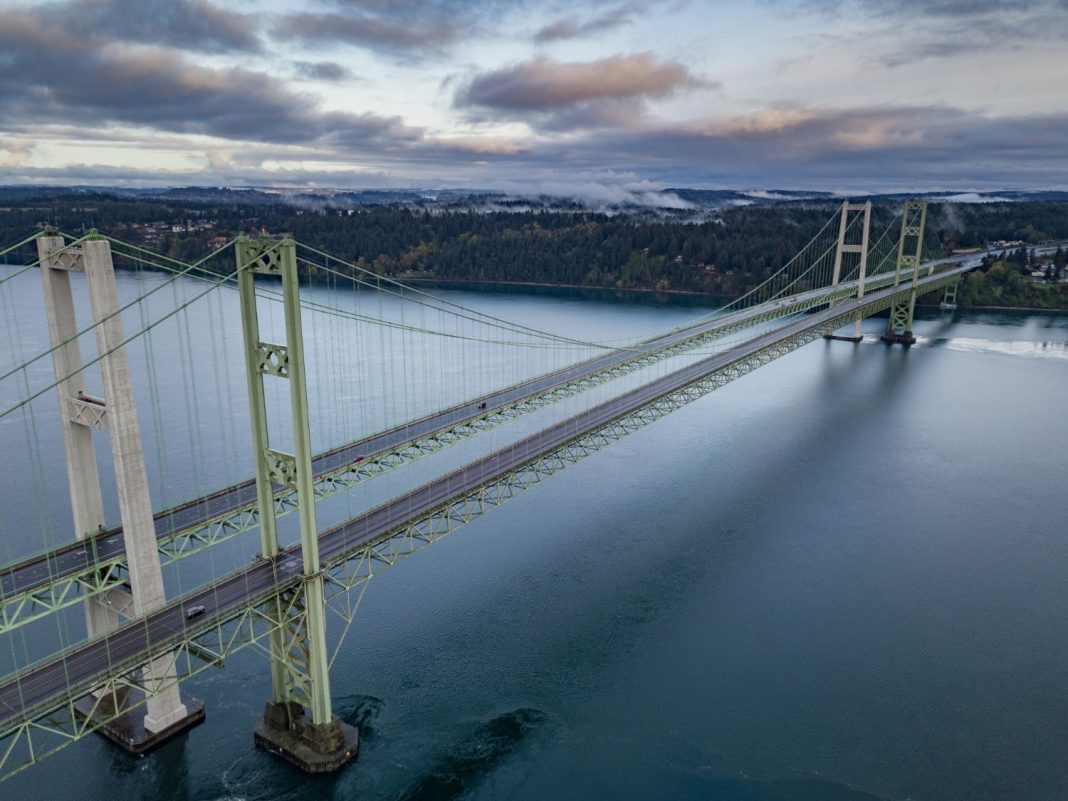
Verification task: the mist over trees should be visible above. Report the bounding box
[3,193,1067,308]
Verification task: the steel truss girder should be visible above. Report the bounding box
[888,297,913,333]
[275,587,313,707]
[0,268,963,780]
[0,585,312,781]
[0,281,857,632]
[319,306,891,598]
[0,563,127,632]
[0,265,924,636]
[313,272,966,605]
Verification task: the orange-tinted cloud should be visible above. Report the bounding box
[458,53,705,111]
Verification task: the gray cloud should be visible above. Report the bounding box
[292,61,354,82]
[3,1,1066,193]
[0,10,420,150]
[534,4,638,42]
[271,0,636,59]
[455,53,711,132]
[458,53,704,112]
[531,105,1068,189]
[6,104,1068,192]
[534,98,652,132]
[52,0,261,53]
[809,0,1068,64]
[273,8,459,58]
[851,0,1065,17]
[399,104,1068,190]
[0,161,417,190]
[880,13,1068,66]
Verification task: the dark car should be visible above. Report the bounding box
[184,605,206,620]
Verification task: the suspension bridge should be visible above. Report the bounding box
[0,199,969,778]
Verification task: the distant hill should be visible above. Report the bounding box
[1,184,1065,213]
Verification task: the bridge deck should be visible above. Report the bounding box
[0,272,887,604]
[0,264,969,732]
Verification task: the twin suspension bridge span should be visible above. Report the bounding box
[0,199,970,779]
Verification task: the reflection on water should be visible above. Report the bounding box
[397,708,549,801]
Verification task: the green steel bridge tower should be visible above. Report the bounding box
[236,235,359,770]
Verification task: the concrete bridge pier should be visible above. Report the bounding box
[254,699,359,773]
[823,200,871,343]
[37,233,204,754]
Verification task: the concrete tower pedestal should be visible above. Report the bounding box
[74,690,205,755]
[881,330,917,345]
[254,702,359,773]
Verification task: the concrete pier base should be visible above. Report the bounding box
[73,690,204,755]
[254,701,359,773]
[881,330,917,345]
[823,333,864,343]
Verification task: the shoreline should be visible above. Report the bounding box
[400,276,720,299]
[20,262,1060,313]
[954,305,1068,313]
[405,277,1068,312]
[917,302,1068,313]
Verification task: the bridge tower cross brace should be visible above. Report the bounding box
[824,200,871,342]
[940,280,959,310]
[235,235,358,773]
[882,200,929,345]
[36,233,202,746]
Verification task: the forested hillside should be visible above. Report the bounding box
[2,193,1067,307]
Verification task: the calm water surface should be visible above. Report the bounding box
[1,268,1067,801]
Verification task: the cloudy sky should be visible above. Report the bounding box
[1,0,1066,193]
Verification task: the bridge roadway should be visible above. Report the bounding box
[0,263,970,730]
[0,270,895,607]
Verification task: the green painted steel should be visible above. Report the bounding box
[0,262,968,780]
[236,235,292,709]
[236,235,335,728]
[941,280,959,309]
[886,200,928,339]
[0,261,935,636]
[277,236,334,727]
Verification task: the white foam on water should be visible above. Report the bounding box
[917,335,1068,360]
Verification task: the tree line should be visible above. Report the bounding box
[3,194,1068,308]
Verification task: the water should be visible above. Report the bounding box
[2,266,1068,801]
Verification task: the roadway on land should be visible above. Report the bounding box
[0,263,972,731]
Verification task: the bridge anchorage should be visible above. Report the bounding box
[236,234,359,771]
[37,232,205,753]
